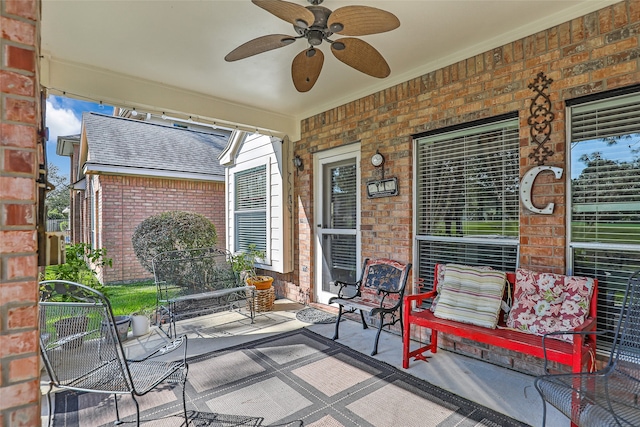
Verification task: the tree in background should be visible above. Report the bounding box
[46,164,70,220]
[132,211,218,273]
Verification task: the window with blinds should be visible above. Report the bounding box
[234,165,267,253]
[414,116,520,290]
[569,91,640,353]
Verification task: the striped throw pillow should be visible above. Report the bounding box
[433,264,507,329]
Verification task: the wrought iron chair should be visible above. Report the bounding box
[534,270,640,427]
[329,258,412,355]
[39,280,189,427]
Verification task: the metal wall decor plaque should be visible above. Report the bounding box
[528,71,555,166]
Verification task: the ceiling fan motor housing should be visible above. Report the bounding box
[294,6,334,44]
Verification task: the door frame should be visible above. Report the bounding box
[313,143,361,305]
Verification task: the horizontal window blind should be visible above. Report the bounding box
[414,117,520,289]
[416,120,520,237]
[234,165,267,253]
[235,165,266,211]
[330,164,357,229]
[417,239,518,292]
[235,212,267,252]
[570,91,640,353]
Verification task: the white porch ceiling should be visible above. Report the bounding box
[40,0,617,140]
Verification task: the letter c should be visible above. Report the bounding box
[520,166,564,214]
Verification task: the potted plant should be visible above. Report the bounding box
[231,245,273,290]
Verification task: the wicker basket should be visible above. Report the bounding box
[251,286,275,312]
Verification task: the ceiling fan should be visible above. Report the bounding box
[225,0,400,92]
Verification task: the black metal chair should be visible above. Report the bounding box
[39,280,189,427]
[329,258,411,355]
[534,270,640,427]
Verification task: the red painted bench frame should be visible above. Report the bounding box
[402,264,598,375]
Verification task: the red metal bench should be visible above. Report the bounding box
[402,264,598,375]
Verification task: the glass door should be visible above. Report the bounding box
[314,145,361,304]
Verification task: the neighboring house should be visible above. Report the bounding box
[57,112,231,284]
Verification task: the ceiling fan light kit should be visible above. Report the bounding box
[225,0,400,92]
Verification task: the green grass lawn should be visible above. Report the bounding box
[104,282,157,316]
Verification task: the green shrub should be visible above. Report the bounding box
[132,211,217,273]
[44,243,112,293]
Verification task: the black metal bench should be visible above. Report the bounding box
[535,270,640,427]
[152,247,255,337]
[329,258,412,356]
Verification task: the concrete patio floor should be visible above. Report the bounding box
[42,299,570,427]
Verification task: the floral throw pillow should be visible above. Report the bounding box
[506,268,595,342]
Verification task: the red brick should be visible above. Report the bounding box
[0,176,34,200]
[3,148,34,173]
[0,70,34,96]
[4,97,36,123]
[0,281,38,303]
[0,330,37,358]
[9,405,41,427]
[5,255,37,280]
[0,230,37,253]
[8,355,38,382]
[0,16,35,45]
[2,203,35,226]
[7,305,37,329]
[5,0,38,21]
[0,123,36,148]
[0,380,39,410]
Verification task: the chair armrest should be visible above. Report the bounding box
[128,334,188,363]
[332,280,361,299]
[405,291,437,308]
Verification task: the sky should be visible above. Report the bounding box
[46,95,114,180]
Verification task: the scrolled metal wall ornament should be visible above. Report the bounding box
[527,71,555,165]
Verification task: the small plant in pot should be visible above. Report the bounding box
[231,245,273,290]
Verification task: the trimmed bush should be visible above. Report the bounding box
[132,211,217,273]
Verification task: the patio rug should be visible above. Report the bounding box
[52,328,531,427]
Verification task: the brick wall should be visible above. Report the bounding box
[0,0,42,424]
[89,175,226,284]
[274,0,640,371]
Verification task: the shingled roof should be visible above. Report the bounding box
[82,112,230,180]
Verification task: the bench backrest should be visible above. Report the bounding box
[433,264,598,327]
[359,258,412,306]
[612,270,640,376]
[153,247,239,299]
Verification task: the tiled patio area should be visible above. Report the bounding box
[42,300,570,426]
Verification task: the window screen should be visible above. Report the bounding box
[569,91,640,353]
[234,165,267,253]
[415,117,520,290]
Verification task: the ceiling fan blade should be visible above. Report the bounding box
[292,48,324,92]
[331,38,390,78]
[252,0,315,28]
[328,6,400,36]
[225,34,295,62]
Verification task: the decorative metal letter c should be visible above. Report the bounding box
[520,166,564,214]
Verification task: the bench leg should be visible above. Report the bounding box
[372,312,385,356]
[332,305,344,340]
[360,310,368,330]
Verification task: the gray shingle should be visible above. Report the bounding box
[83,112,229,178]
